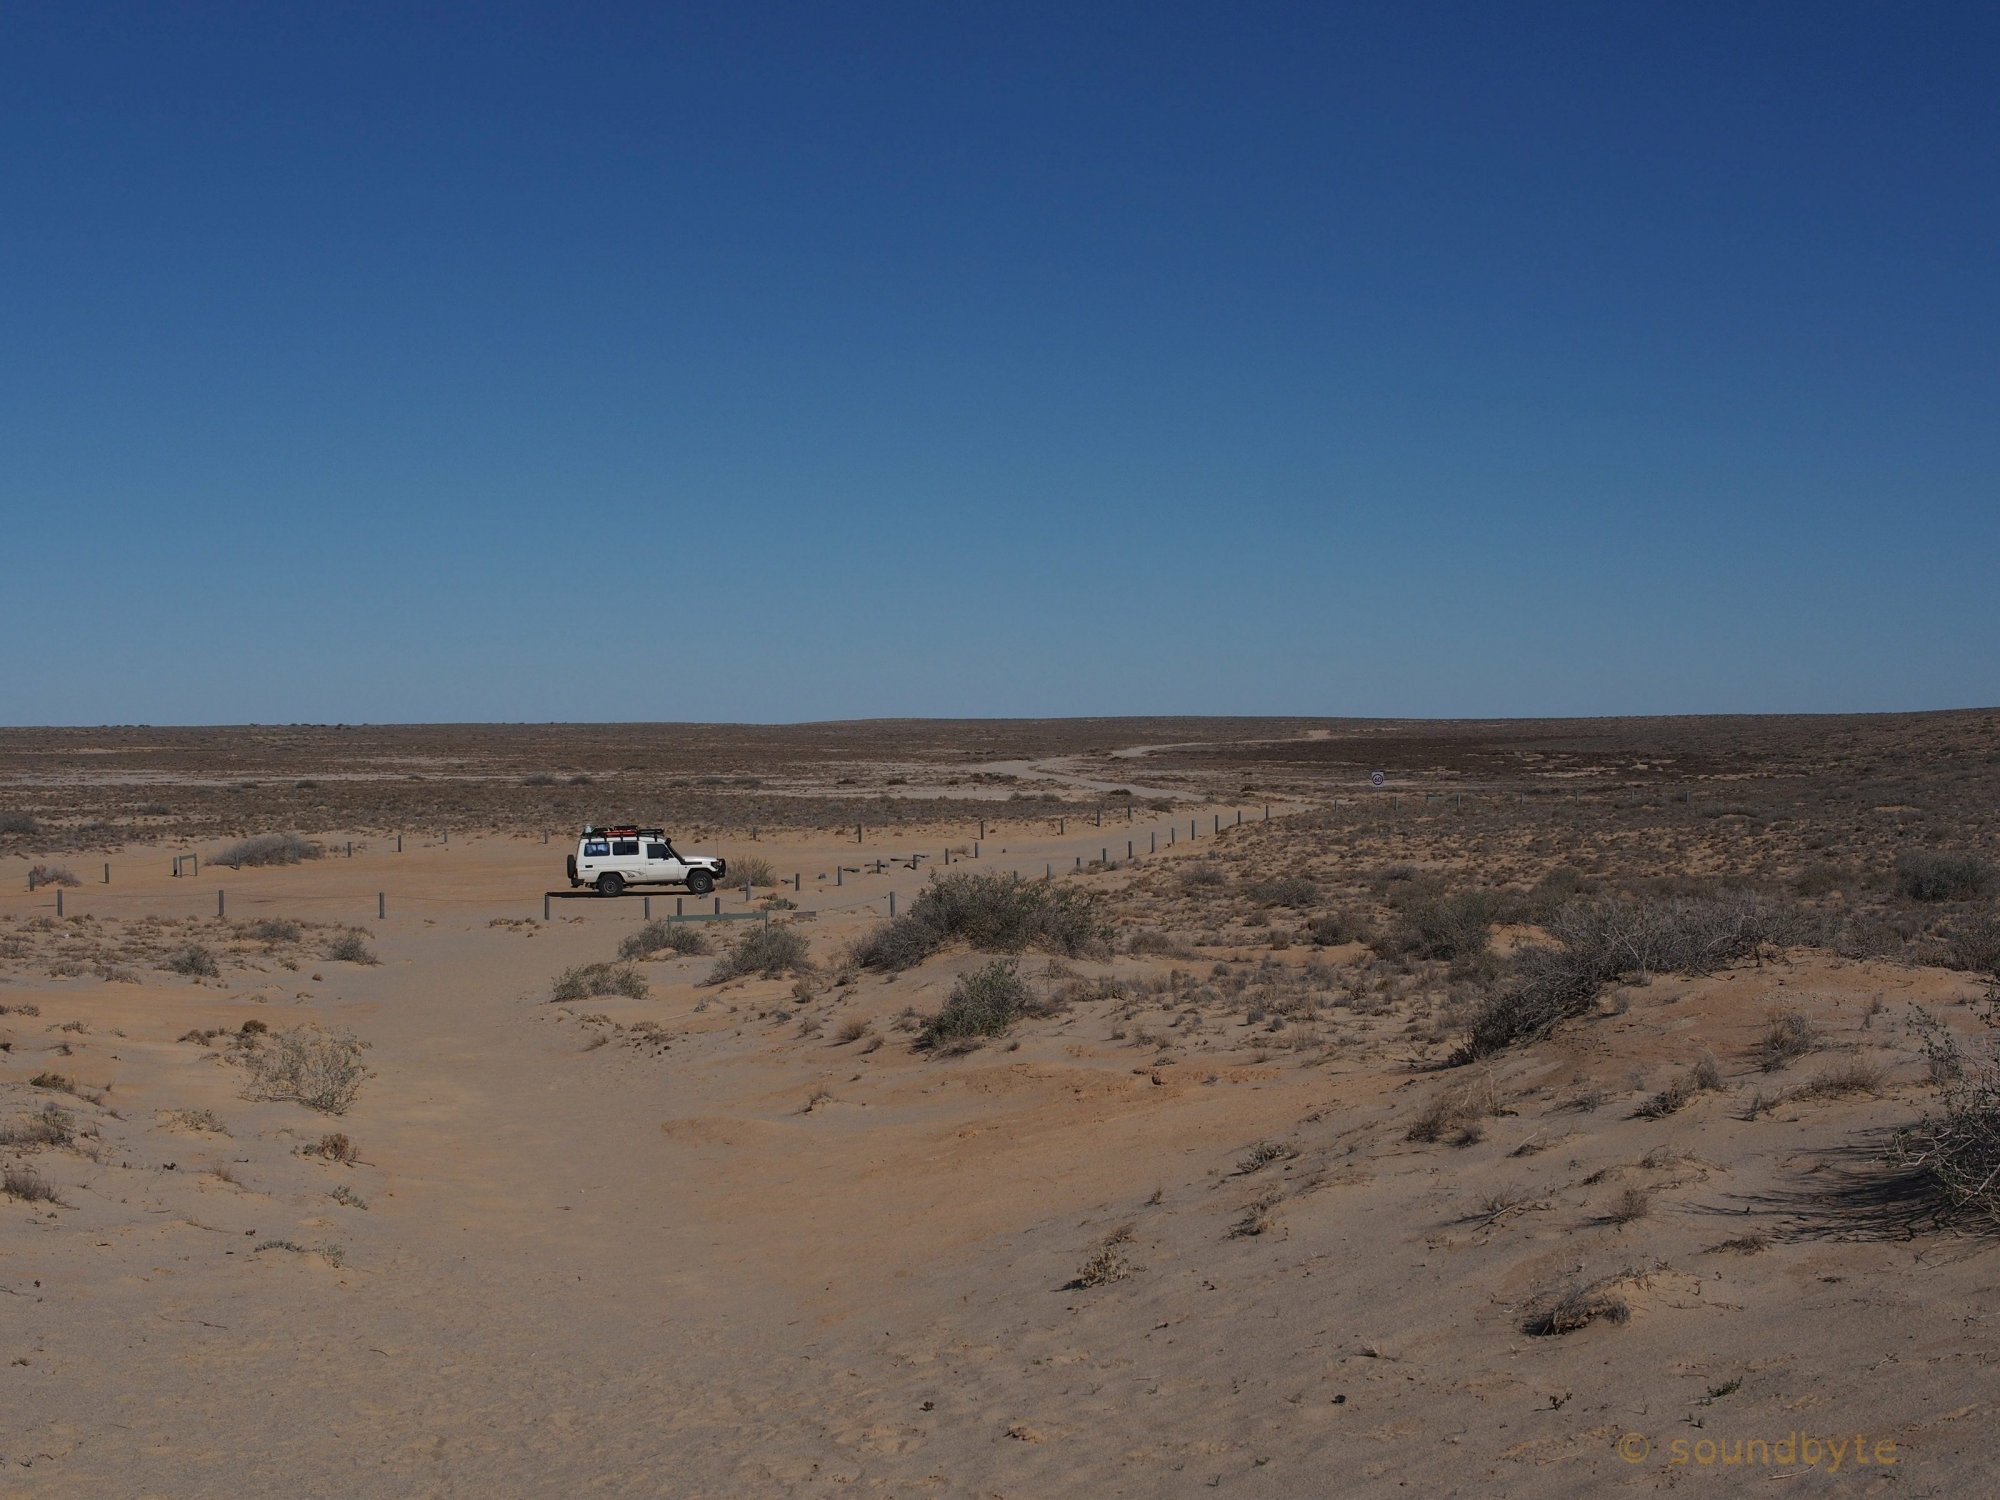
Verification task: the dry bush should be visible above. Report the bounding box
[1305,911,1371,947]
[324,931,378,964]
[1636,1053,1723,1117]
[1406,1073,1502,1145]
[213,832,323,868]
[241,1027,369,1113]
[731,856,778,888]
[917,960,1038,1051]
[1900,1007,2000,1227]
[2,1167,61,1204]
[707,923,811,983]
[852,873,1107,971]
[0,1104,76,1149]
[1754,1008,1824,1071]
[1522,1279,1631,1335]
[1380,889,1501,968]
[1894,850,1995,903]
[551,962,649,1001]
[305,1132,358,1163]
[1070,1224,1137,1287]
[1941,913,2000,978]
[618,920,712,959]
[1462,893,1818,1059]
[1245,874,1318,908]
[166,944,221,978]
[27,864,80,888]
[1602,1186,1652,1224]
[1795,1056,1887,1099]
[245,918,303,943]
[0,812,40,836]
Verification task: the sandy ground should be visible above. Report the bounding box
[2,813,1996,1497]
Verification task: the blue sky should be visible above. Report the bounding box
[4,2,1995,724]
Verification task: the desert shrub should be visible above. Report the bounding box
[213,833,323,869]
[732,856,778,888]
[1636,1054,1723,1117]
[2,1167,60,1204]
[1894,850,1995,903]
[166,944,221,978]
[1181,862,1227,890]
[1461,892,1818,1059]
[1941,912,2000,978]
[707,923,811,983]
[853,873,1107,972]
[27,864,80,888]
[1128,930,1195,958]
[1521,1279,1631,1336]
[241,1027,368,1114]
[618,920,712,959]
[0,812,40,836]
[917,961,1036,1049]
[1792,862,1851,897]
[1382,889,1501,967]
[1246,874,1319,909]
[550,962,649,1002]
[0,1104,76,1149]
[1753,1008,1824,1071]
[1901,1007,2000,1227]
[1305,911,1371,947]
[324,931,378,964]
[1406,1073,1502,1144]
[245,918,303,943]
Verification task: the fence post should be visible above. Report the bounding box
[1075,855,1082,870]
[889,891,897,918]
[379,892,386,920]
[103,863,110,884]
[973,841,980,859]
[1128,840,1133,859]
[397,833,403,853]
[793,873,801,892]
[743,880,752,903]
[1190,819,1196,840]
[1236,810,1241,826]
[836,866,842,886]
[1150,831,1156,853]
[544,893,551,921]
[191,853,198,876]
[752,826,758,841]
[56,888,63,917]
[1045,863,1052,881]
[713,896,721,915]
[346,841,353,857]
[217,889,225,919]
[1101,847,1107,866]
[1264,804,1269,821]
[443,828,448,846]
[644,895,651,919]
[677,897,684,916]
[1059,818,1065,835]
[858,824,863,843]
[979,819,986,841]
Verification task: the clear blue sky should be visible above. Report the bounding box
[4,2,1995,725]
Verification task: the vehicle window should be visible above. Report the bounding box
[612,840,639,857]
[646,843,668,860]
[583,840,609,858]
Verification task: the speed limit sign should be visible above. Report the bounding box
[1370,771,1386,789]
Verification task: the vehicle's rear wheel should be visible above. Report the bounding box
[596,872,625,897]
[685,871,714,896]
[566,854,578,884]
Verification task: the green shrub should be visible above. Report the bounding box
[852,873,1107,972]
[550,962,649,1002]
[619,920,712,959]
[1895,850,1996,903]
[918,961,1037,1049]
[707,924,811,983]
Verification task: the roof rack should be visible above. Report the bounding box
[582,825,666,838]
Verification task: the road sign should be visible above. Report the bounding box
[1369,771,1386,789]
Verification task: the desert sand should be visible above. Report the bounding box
[3,716,1997,1496]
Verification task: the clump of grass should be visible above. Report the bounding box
[731,856,778,888]
[324,931,378,964]
[0,1104,76,1149]
[167,1107,228,1135]
[550,962,649,1002]
[706,924,812,983]
[1754,1008,1824,1072]
[1602,1186,1653,1225]
[213,833,323,868]
[852,872,1107,972]
[1635,1053,1724,1118]
[27,864,81,888]
[1893,849,1995,903]
[166,944,221,978]
[618,921,712,959]
[245,918,303,943]
[29,1072,78,1095]
[1794,1057,1887,1099]
[1180,862,1227,890]
[834,1017,871,1045]
[241,1027,369,1114]
[1941,913,2000,979]
[2,1167,61,1204]
[1406,1073,1502,1145]
[1522,1279,1632,1336]
[917,960,1038,1051]
[304,1132,357,1163]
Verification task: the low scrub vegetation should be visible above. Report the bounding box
[731,856,778,888]
[27,863,80,888]
[1894,849,1995,903]
[166,944,221,978]
[242,1027,369,1114]
[618,920,712,959]
[213,832,323,868]
[1461,892,1818,1059]
[550,962,649,1002]
[1900,1007,2000,1227]
[707,923,812,983]
[2,1167,61,1204]
[918,960,1040,1051]
[324,931,378,964]
[852,873,1107,971]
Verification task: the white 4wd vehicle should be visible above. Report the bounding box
[567,825,727,897]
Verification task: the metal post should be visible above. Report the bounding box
[713,896,721,915]
[1059,818,1065,835]
[103,863,110,883]
[794,873,801,892]
[836,866,842,886]
[191,853,198,876]
[217,889,225,919]
[1150,831,1156,853]
[744,880,752,903]
[1236,810,1241,826]
[979,819,986,840]
[644,895,651,919]
[943,847,949,865]
[889,891,897,918]
[1214,814,1220,834]
[55,888,63,917]
[397,834,403,853]
[1128,840,1133,859]
[1264,804,1269,821]
[1101,847,1108,866]
[973,841,980,859]
[676,897,684,916]
[1190,819,1196,840]
[544,893,551,921]
[379,892,387,920]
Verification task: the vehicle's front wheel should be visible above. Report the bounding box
[685,871,714,896]
[596,873,625,897]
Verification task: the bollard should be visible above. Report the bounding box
[56,888,63,917]
[379,892,386,920]
[1058,818,1065,835]
[1236,810,1241,826]
[103,863,110,884]
[889,891,897,918]
[794,873,801,892]
[973,841,980,859]
[713,896,721,915]
[544,893,551,921]
[1045,863,1052,881]
[644,896,651,919]
[1128,840,1133,859]
[397,834,403,853]
[217,889,225,919]
[676,897,684,916]
[836,866,842,886]
[1150,831,1156,853]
